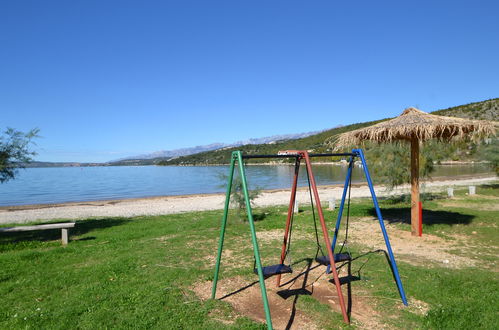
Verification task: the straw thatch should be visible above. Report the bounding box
[335,107,497,148]
[332,106,497,237]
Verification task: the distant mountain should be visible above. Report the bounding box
[161,98,498,165]
[117,143,227,161]
[229,129,330,146]
[116,130,326,161]
[28,129,328,167]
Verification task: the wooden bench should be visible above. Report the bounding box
[0,222,76,245]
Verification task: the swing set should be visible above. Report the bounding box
[211,149,407,329]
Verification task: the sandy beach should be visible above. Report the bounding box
[0,175,497,224]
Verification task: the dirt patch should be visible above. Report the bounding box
[465,194,499,200]
[155,234,177,241]
[347,218,477,268]
[195,276,318,329]
[438,201,499,211]
[201,248,252,272]
[195,262,391,329]
[439,194,499,210]
[208,308,237,325]
[257,230,284,243]
[404,297,430,316]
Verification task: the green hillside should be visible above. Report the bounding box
[159,98,498,166]
[433,98,499,120]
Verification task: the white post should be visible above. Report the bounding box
[61,228,69,245]
[328,198,336,210]
[294,200,299,214]
[447,187,454,198]
[469,186,476,195]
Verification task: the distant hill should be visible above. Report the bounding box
[116,130,325,161]
[26,161,107,168]
[160,98,498,165]
[114,143,227,161]
[158,120,385,165]
[27,130,325,168]
[107,159,158,166]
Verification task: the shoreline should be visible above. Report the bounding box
[0,172,493,211]
[0,174,496,224]
[153,160,493,167]
[26,160,491,168]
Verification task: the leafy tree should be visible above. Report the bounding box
[364,141,440,189]
[477,138,499,175]
[0,128,39,183]
[218,171,261,221]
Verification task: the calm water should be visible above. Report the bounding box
[0,164,492,206]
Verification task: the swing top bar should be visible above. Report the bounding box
[240,152,356,159]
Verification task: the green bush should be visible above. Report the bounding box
[218,172,261,221]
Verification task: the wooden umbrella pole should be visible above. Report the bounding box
[410,136,420,236]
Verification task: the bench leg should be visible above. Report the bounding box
[61,228,69,245]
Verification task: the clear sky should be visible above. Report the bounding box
[1,1,498,162]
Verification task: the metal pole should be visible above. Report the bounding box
[211,152,236,299]
[353,148,408,306]
[240,152,354,159]
[236,151,274,329]
[303,152,350,323]
[276,157,301,287]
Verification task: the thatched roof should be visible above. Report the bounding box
[335,107,497,147]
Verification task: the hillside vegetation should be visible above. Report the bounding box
[433,98,499,120]
[159,98,498,166]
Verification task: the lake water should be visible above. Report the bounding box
[0,164,492,206]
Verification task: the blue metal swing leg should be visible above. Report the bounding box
[326,149,408,306]
[353,148,408,306]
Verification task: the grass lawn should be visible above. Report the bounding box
[1,184,498,329]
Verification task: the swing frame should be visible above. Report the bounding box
[211,149,408,330]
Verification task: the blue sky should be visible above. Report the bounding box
[1,1,498,162]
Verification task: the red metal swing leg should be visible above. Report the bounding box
[303,152,349,323]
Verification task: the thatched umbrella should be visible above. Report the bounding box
[335,107,496,236]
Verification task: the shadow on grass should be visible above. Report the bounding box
[253,212,268,221]
[479,183,499,196]
[0,218,130,246]
[368,208,474,226]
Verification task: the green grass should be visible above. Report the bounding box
[0,185,498,329]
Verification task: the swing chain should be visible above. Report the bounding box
[305,161,325,259]
[339,157,354,257]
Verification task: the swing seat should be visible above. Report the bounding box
[315,253,351,265]
[254,264,292,277]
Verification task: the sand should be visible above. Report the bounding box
[0,176,496,224]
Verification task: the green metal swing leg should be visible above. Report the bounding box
[211,151,274,330]
[211,154,235,299]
